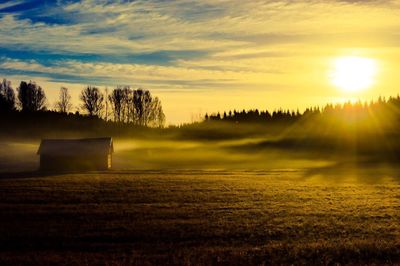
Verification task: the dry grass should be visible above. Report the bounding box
[0,170,399,265]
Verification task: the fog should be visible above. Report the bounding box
[2,137,399,184]
[0,141,38,172]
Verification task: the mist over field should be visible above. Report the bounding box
[0,137,322,171]
[2,133,400,186]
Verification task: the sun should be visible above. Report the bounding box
[330,56,378,93]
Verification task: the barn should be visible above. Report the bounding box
[37,137,114,171]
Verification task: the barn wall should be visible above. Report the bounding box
[108,154,112,169]
[40,154,110,171]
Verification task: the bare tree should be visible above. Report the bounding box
[150,97,166,127]
[105,87,109,121]
[108,87,165,126]
[108,87,125,122]
[17,81,46,112]
[132,89,149,126]
[132,89,165,127]
[122,86,132,123]
[55,87,72,113]
[0,79,15,112]
[80,86,104,117]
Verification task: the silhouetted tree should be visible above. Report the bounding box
[132,89,148,125]
[80,86,104,117]
[105,87,109,121]
[122,86,132,123]
[55,87,72,113]
[0,79,15,112]
[131,89,165,127]
[108,87,126,122]
[102,87,165,126]
[17,81,46,112]
[151,97,166,128]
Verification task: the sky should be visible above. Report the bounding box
[1,0,400,124]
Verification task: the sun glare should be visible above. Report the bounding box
[330,56,377,93]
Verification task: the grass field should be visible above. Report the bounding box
[0,170,399,265]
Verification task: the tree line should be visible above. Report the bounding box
[204,95,400,129]
[0,78,165,127]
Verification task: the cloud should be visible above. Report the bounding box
[1,0,398,82]
[0,55,286,93]
[0,47,209,66]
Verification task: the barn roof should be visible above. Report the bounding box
[37,137,114,156]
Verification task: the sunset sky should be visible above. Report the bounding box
[1,0,400,124]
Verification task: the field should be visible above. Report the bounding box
[0,170,400,265]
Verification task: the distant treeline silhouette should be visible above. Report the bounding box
[0,78,165,127]
[204,96,400,130]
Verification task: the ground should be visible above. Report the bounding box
[0,170,399,265]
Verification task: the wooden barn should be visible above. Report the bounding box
[37,137,114,171]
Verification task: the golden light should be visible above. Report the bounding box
[330,56,377,93]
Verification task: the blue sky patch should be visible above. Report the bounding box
[0,48,208,66]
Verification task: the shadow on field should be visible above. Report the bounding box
[301,160,400,184]
[0,171,52,179]
[0,170,112,180]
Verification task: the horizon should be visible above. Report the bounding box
[2,1,400,124]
